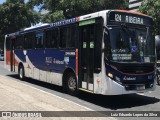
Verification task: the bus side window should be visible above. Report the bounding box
[45,29,53,48]
[104,28,111,59]
[45,28,59,49]
[24,37,27,49]
[59,27,67,48]
[24,33,34,49]
[15,36,23,50]
[52,29,59,48]
[65,27,71,48]
[59,25,76,49]
[35,32,44,49]
[67,25,76,48]
[6,37,11,50]
[94,22,103,72]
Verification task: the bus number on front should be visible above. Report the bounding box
[115,14,121,22]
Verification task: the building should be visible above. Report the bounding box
[129,0,143,11]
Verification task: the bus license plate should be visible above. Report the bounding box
[137,85,145,90]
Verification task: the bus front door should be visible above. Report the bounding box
[79,24,95,92]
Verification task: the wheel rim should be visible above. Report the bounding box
[68,76,76,91]
[19,68,23,79]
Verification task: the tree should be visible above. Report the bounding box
[139,0,160,35]
[41,10,65,23]
[0,0,40,49]
[0,0,40,34]
[50,0,128,18]
[30,0,128,23]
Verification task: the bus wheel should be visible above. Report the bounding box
[66,73,78,95]
[19,65,25,80]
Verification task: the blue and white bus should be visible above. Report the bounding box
[4,10,156,95]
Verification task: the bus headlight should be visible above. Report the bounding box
[108,73,113,78]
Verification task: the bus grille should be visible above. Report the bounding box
[124,81,154,91]
[120,66,154,74]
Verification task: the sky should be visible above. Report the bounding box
[0,0,6,4]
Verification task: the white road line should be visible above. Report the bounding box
[137,93,145,95]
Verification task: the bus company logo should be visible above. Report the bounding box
[123,76,136,81]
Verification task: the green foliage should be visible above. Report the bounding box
[0,0,40,35]
[42,11,65,23]
[27,0,43,9]
[0,0,128,49]
[139,0,160,35]
[0,0,128,36]
[37,0,128,22]
[0,0,40,49]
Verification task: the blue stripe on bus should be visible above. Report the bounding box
[14,50,26,62]
[15,49,76,74]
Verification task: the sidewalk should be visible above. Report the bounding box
[0,75,113,120]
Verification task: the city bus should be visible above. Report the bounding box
[4,10,156,95]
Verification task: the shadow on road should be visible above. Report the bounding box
[77,92,160,110]
[7,74,160,110]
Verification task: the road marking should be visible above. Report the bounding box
[0,75,117,120]
[137,93,145,95]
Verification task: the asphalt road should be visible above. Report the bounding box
[0,61,160,120]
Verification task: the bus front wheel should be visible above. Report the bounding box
[66,73,78,95]
[19,65,25,80]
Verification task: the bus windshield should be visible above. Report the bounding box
[105,26,155,63]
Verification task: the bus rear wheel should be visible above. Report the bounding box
[19,65,25,80]
[66,73,78,95]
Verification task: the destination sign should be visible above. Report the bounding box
[108,11,153,26]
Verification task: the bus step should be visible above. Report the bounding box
[79,88,94,93]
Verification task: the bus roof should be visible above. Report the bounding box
[115,10,148,17]
[6,9,150,37]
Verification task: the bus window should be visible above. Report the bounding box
[24,33,34,49]
[94,22,103,72]
[45,29,59,49]
[59,25,77,49]
[60,27,67,48]
[6,37,11,50]
[45,29,53,48]
[35,32,44,49]
[67,25,76,48]
[52,29,59,48]
[15,36,23,49]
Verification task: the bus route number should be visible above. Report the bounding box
[115,14,122,22]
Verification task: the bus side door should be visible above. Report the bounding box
[79,22,95,91]
[78,18,103,92]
